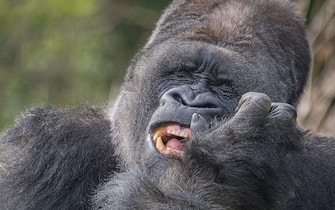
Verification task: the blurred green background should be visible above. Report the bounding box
[0,0,334,137]
[0,0,170,129]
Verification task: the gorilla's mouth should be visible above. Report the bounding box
[152,124,192,158]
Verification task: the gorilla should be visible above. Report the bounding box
[1,0,335,209]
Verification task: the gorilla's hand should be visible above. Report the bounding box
[187,92,301,167]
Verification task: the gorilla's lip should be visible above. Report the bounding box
[151,123,192,158]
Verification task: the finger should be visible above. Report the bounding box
[190,113,208,133]
[269,103,297,125]
[235,92,272,119]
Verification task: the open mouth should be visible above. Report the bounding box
[152,124,192,158]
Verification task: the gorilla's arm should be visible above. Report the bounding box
[0,107,118,210]
[187,92,335,209]
[95,93,335,210]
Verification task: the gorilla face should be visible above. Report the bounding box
[147,47,241,158]
[110,0,311,164]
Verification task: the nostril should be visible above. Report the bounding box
[198,102,219,109]
[160,86,223,110]
[170,92,185,105]
[187,99,220,109]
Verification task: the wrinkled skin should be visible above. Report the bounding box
[1,0,335,210]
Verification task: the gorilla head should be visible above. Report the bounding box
[111,0,310,164]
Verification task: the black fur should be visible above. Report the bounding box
[0,108,118,209]
[1,0,335,209]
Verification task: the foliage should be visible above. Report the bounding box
[0,0,169,130]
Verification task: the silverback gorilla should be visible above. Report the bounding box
[1,0,335,209]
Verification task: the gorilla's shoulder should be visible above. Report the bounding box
[3,106,110,145]
[0,106,118,210]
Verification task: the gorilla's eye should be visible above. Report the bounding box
[152,124,191,158]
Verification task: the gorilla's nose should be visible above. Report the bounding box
[159,85,225,121]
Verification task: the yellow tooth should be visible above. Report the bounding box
[168,130,179,136]
[167,130,190,139]
[156,137,166,152]
[153,131,163,143]
[167,129,174,135]
[180,131,190,138]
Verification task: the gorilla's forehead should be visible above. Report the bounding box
[147,41,240,71]
[147,0,294,48]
